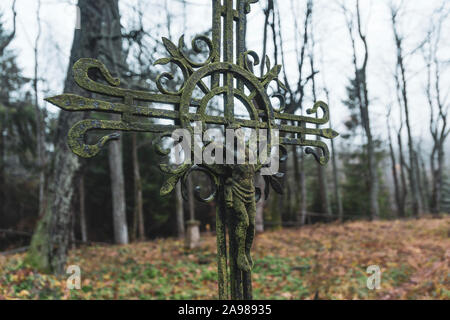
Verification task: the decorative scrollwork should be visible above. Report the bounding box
[154,57,190,95]
[178,35,217,68]
[181,165,219,203]
[44,0,339,301]
[242,50,260,73]
[306,100,330,124]
[44,0,338,215]
[72,58,121,96]
[270,93,286,113]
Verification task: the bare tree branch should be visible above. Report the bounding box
[0,0,17,56]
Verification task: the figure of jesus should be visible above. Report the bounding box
[224,128,256,272]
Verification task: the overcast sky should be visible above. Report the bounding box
[1,0,449,157]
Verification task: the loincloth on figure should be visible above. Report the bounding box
[231,180,255,204]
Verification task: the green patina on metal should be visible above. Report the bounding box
[45,0,338,300]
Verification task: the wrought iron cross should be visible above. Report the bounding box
[46,0,338,300]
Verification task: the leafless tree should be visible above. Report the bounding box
[0,0,16,56]
[33,0,46,217]
[255,175,265,232]
[260,0,273,78]
[78,174,87,242]
[325,89,343,220]
[423,7,449,214]
[341,0,380,220]
[100,1,130,245]
[126,4,147,242]
[27,0,131,273]
[253,0,275,232]
[391,68,408,217]
[417,144,431,212]
[386,105,400,218]
[132,133,144,241]
[308,10,331,216]
[276,0,313,224]
[175,182,185,238]
[390,4,423,216]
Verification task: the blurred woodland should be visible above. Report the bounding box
[0,0,449,286]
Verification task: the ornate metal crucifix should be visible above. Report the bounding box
[46,0,338,300]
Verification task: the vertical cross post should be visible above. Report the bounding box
[212,0,254,300]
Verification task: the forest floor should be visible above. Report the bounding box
[0,216,449,300]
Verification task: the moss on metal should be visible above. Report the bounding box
[45,0,339,301]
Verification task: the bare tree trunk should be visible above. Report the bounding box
[108,134,128,244]
[329,117,343,221]
[435,147,444,213]
[255,175,265,233]
[0,115,5,219]
[175,182,185,238]
[429,128,446,216]
[300,152,307,225]
[342,1,379,220]
[391,7,423,216]
[188,175,195,221]
[131,133,144,241]
[414,146,428,213]
[424,17,449,215]
[387,108,400,218]
[323,91,342,220]
[185,175,200,248]
[430,135,446,215]
[253,0,271,231]
[100,1,129,244]
[70,206,76,250]
[26,0,128,273]
[397,130,407,217]
[284,173,293,220]
[430,147,437,212]
[317,18,342,221]
[34,0,46,217]
[272,3,286,224]
[279,0,312,225]
[0,0,17,56]
[79,174,87,243]
[260,0,273,77]
[308,15,331,217]
[292,147,301,221]
[419,152,430,212]
[356,1,379,220]
[292,146,307,225]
